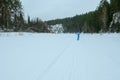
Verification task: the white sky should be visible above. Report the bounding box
[21,0,109,21]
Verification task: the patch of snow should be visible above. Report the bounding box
[49,24,64,33]
[110,12,120,28]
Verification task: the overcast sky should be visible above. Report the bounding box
[21,0,108,21]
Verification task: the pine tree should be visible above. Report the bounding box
[110,0,120,13]
[0,0,23,31]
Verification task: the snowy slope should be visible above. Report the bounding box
[0,33,120,80]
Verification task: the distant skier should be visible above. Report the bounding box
[77,32,80,40]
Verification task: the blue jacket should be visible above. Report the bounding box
[77,32,80,40]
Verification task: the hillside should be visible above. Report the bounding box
[47,0,120,33]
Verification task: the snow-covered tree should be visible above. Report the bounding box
[49,24,64,33]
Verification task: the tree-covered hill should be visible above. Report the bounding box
[0,0,120,33]
[47,0,120,33]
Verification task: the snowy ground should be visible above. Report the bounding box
[0,33,120,80]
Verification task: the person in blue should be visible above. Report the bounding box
[77,32,80,40]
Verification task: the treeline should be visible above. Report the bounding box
[26,16,49,32]
[0,0,49,32]
[0,0,120,33]
[47,0,120,33]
